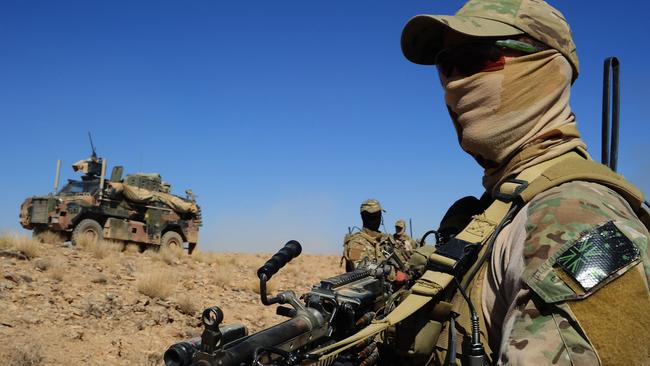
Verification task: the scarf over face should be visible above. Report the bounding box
[440,49,586,192]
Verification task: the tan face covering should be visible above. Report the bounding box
[440,49,586,192]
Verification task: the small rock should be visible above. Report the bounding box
[20,274,34,283]
[4,273,20,283]
[156,299,171,308]
[23,315,41,325]
[66,329,84,340]
[91,273,108,284]
[0,250,28,260]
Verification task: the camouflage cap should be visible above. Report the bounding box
[360,199,384,214]
[395,219,406,228]
[401,0,579,80]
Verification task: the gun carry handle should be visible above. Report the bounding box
[257,240,302,281]
[257,240,302,306]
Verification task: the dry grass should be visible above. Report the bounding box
[0,233,13,250]
[155,245,185,265]
[136,267,174,300]
[191,249,219,264]
[175,293,198,315]
[78,239,123,259]
[282,262,305,277]
[34,258,51,271]
[48,260,66,282]
[124,244,141,253]
[215,254,238,267]
[33,230,65,244]
[12,235,41,259]
[5,339,44,366]
[100,254,121,274]
[73,233,94,249]
[213,268,232,288]
[34,257,65,281]
[247,278,277,295]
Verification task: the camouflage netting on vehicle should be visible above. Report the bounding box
[110,182,198,214]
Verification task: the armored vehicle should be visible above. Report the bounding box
[19,148,202,253]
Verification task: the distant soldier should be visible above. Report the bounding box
[342,199,390,272]
[393,219,414,258]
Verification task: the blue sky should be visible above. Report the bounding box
[1,1,649,254]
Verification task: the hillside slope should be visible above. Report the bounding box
[0,234,341,365]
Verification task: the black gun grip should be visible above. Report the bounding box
[257,240,302,281]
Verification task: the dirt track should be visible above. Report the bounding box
[0,235,341,365]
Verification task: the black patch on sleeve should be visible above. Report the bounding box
[555,221,640,291]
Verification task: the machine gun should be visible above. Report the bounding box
[164,240,408,366]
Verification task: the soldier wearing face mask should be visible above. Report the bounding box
[398,0,650,365]
[342,199,390,272]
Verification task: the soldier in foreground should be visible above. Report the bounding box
[393,219,414,258]
[401,0,650,364]
[342,199,389,271]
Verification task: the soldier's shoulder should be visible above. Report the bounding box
[521,180,649,302]
[526,180,646,235]
[345,231,371,245]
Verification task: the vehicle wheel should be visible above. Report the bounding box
[72,219,103,246]
[161,231,183,249]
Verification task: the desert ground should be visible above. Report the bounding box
[0,233,341,365]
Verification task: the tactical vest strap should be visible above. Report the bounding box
[521,157,645,206]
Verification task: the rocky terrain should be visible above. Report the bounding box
[0,233,341,365]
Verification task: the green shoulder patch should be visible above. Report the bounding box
[555,221,640,291]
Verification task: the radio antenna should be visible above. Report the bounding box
[601,57,620,172]
[88,132,97,160]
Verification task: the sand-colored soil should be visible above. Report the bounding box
[0,234,341,365]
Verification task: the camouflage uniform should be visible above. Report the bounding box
[393,219,415,258]
[483,181,650,365]
[343,227,390,269]
[400,0,650,364]
[343,199,390,270]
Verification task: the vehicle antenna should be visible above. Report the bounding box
[88,132,97,160]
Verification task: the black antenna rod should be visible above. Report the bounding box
[601,58,610,168]
[602,57,620,172]
[610,58,620,172]
[88,132,97,159]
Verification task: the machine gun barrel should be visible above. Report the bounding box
[165,309,326,366]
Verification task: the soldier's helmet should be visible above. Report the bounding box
[360,199,384,214]
[401,0,579,81]
[395,219,406,229]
